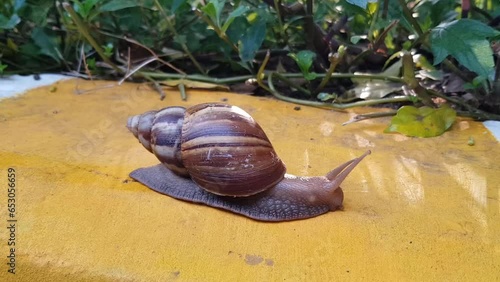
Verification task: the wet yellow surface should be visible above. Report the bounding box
[0,79,499,281]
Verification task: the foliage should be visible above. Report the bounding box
[431,19,499,79]
[1,0,500,131]
[288,50,317,80]
[385,105,457,137]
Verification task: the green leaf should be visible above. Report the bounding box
[238,21,266,63]
[346,0,370,9]
[221,5,248,32]
[0,62,8,73]
[201,0,225,27]
[226,16,249,43]
[431,19,500,78]
[414,0,457,31]
[14,0,26,11]
[87,57,96,70]
[288,50,317,80]
[0,0,25,28]
[100,0,141,12]
[385,105,456,137]
[348,81,402,99]
[102,43,114,58]
[317,92,337,101]
[467,136,475,146]
[304,72,318,80]
[350,35,366,44]
[75,0,100,18]
[171,0,186,13]
[31,27,61,63]
[0,14,20,29]
[173,34,187,45]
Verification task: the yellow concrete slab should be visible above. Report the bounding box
[0,79,499,281]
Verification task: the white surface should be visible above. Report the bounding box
[0,74,70,99]
[483,121,500,141]
[0,74,499,141]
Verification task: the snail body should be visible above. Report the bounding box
[128,103,370,221]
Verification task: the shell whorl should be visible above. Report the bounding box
[127,111,156,152]
[128,103,287,197]
[128,106,188,176]
[179,103,286,196]
[151,107,188,176]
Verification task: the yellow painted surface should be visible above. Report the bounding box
[0,79,499,281]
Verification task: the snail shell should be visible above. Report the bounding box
[128,103,286,196]
[127,103,370,221]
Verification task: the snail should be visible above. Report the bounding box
[127,103,370,222]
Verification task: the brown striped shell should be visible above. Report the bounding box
[127,103,286,197]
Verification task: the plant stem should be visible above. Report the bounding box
[401,52,435,107]
[153,0,206,74]
[342,110,398,125]
[381,0,389,19]
[140,71,254,83]
[178,83,187,101]
[273,73,311,96]
[429,89,500,120]
[139,71,405,84]
[268,72,412,109]
[397,0,423,36]
[442,59,472,83]
[193,8,239,53]
[315,46,345,93]
[455,110,500,120]
[143,74,166,100]
[372,20,399,51]
[256,50,273,93]
[61,2,122,74]
[119,36,185,75]
[368,0,380,42]
[273,0,288,46]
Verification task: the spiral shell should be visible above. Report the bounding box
[128,106,188,176]
[128,103,286,197]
